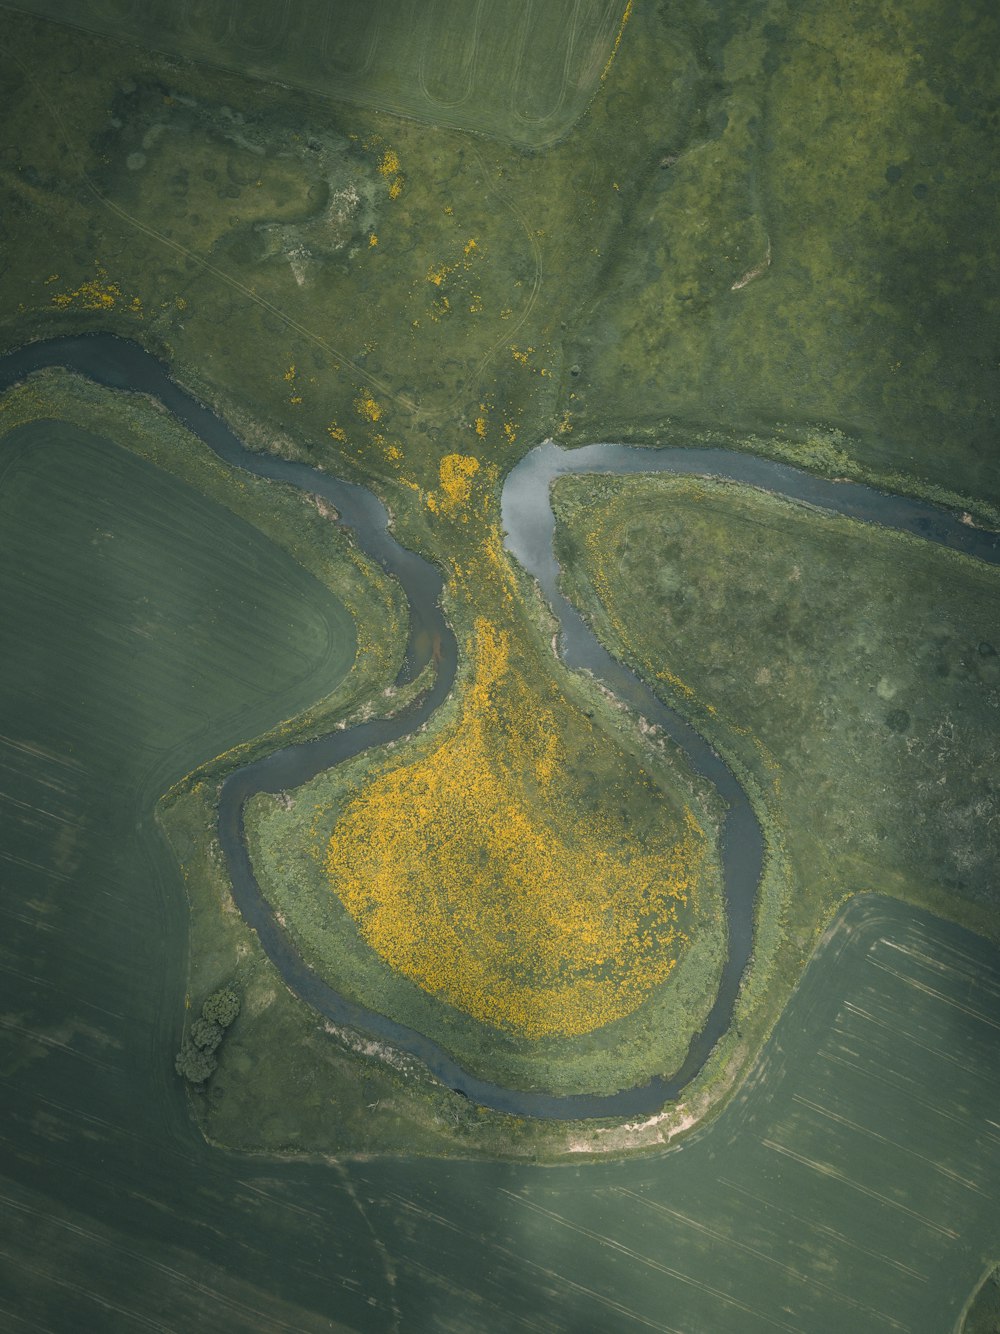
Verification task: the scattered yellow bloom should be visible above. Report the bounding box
[353,389,383,423]
[601,0,633,82]
[436,453,480,515]
[324,620,704,1037]
[377,148,400,177]
[51,263,135,313]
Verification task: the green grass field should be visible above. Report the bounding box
[3,0,995,525]
[358,898,1000,1334]
[5,877,997,1329]
[3,0,628,146]
[554,473,1000,924]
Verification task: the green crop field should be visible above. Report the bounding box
[2,0,628,146]
[351,899,1000,1334]
[4,859,999,1330]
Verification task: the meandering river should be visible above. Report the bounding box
[3,334,998,1119]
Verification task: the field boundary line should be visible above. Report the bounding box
[0,1243,173,1333]
[613,1185,909,1330]
[834,1003,1000,1092]
[498,1188,803,1334]
[392,1190,686,1334]
[401,1254,555,1334]
[0,1187,311,1334]
[819,1044,1000,1147]
[759,1137,960,1239]
[866,955,1000,1032]
[716,1177,928,1283]
[791,1094,988,1196]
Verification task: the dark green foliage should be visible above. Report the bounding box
[202,988,240,1029]
[189,1017,224,1052]
[174,1041,218,1086]
[176,987,242,1086]
[963,1267,1000,1334]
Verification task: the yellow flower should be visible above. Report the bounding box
[324,620,705,1038]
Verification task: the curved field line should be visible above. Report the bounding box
[179,0,236,44]
[320,3,381,77]
[509,0,582,131]
[504,0,538,122]
[416,0,483,110]
[9,51,422,421]
[230,0,292,56]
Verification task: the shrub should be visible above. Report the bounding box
[202,988,241,1028]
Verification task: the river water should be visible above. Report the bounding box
[3,333,998,1119]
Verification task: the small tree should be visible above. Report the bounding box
[174,985,241,1088]
[174,1040,217,1086]
[202,988,240,1028]
[190,1017,223,1053]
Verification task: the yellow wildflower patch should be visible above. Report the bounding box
[51,264,139,314]
[353,389,383,423]
[436,453,480,515]
[324,620,704,1038]
[601,0,633,82]
[377,148,400,177]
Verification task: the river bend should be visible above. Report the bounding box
[3,335,998,1119]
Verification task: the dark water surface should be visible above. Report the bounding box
[3,334,999,1121]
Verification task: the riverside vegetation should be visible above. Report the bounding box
[553,473,1000,1061]
[3,0,1000,1328]
[0,0,998,1167]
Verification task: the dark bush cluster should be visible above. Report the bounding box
[174,987,241,1086]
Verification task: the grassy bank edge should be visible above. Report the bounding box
[243,563,729,1100]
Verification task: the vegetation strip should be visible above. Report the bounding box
[3,334,999,1120]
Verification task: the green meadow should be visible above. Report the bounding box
[7,0,628,147]
[2,0,996,525]
[0,0,999,1326]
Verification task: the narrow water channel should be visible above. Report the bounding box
[3,334,998,1119]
